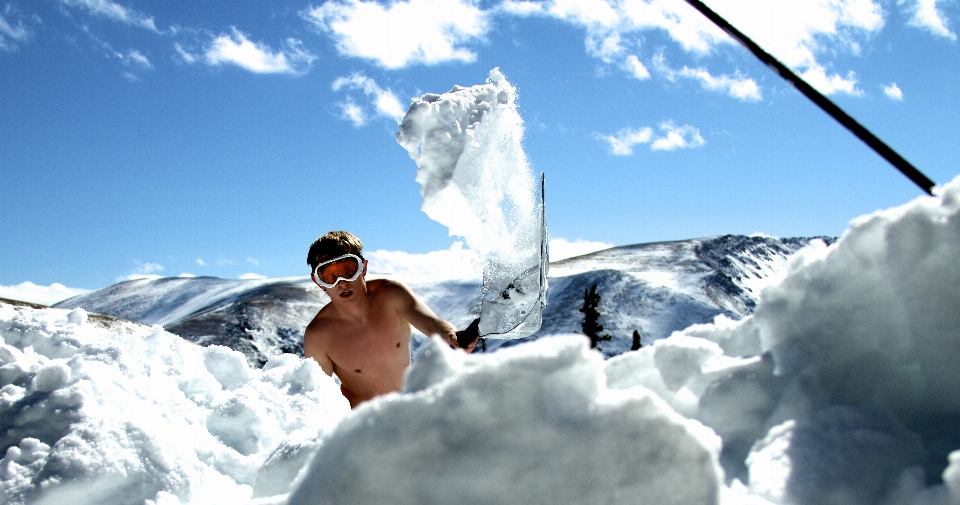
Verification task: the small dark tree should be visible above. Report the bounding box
[580,284,611,349]
[631,329,643,351]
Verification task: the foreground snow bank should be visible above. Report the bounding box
[0,305,350,505]
[606,175,960,505]
[6,175,960,505]
[290,335,723,505]
[286,176,960,505]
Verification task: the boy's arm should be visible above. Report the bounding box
[303,325,335,375]
[391,281,478,352]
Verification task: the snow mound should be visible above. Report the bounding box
[0,304,350,505]
[290,335,723,505]
[606,175,960,505]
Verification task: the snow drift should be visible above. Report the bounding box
[7,174,960,504]
[0,303,350,505]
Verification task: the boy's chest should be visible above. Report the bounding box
[326,313,412,371]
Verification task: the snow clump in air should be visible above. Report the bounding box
[395,67,539,263]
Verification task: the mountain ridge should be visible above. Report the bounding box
[56,234,834,365]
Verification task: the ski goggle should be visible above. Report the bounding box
[311,254,364,289]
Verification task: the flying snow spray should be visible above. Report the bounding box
[396,68,548,339]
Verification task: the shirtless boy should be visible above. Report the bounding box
[303,231,478,408]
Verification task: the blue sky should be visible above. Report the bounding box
[2,0,959,299]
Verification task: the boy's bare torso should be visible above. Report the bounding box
[303,279,416,407]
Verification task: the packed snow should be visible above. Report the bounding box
[4,174,960,504]
[0,305,350,504]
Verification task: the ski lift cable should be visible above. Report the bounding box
[683,0,937,196]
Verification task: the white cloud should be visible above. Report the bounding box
[126,49,151,68]
[246,257,260,266]
[195,258,206,266]
[0,8,31,52]
[800,66,862,96]
[119,261,164,281]
[339,99,367,127]
[600,126,654,155]
[178,273,197,278]
[522,0,883,96]
[622,54,651,80]
[332,73,406,125]
[201,29,316,74]
[601,122,705,155]
[366,242,482,279]
[545,0,621,29]
[175,43,198,64]
[302,0,488,68]
[619,0,729,54]
[61,0,160,32]
[549,238,613,261]
[702,0,881,95]
[499,1,545,16]
[239,273,267,280]
[0,282,91,306]
[883,82,904,100]
[677,66,761,101]
[651,122,705,151]
[906,0,956,39]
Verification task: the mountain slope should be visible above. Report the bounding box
[56,235,832,364]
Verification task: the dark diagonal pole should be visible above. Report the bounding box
[683,0,937,195]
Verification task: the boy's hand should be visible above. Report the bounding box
[455,317,481,352]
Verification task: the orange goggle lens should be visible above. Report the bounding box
[312,254,363,288]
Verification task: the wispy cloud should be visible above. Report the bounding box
[600,122,705,155]
[800,66,862,96]
[600,126,653,156]
[622,54,650,80]
[338,99,367,127]
[883,82,904,100]
[501,0,884,97]
[365,238,613,278]
[0,282,91,306]
[332,73,406,126]
[651,122,706,151]
[549,238,613,261]
[653,54,762,101]
[120,261,165,281]
[194,28,316,74]
[905,0,956,39]
[0,6,34,52]
[61,0,160,32]
[366,243,481,279]
[302,0,488,69]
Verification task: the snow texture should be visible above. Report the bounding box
[0,303,350,505]
[289,336,723,505]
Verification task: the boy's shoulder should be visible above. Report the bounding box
[366,277,412,295]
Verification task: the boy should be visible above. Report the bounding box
[304,231,478,408]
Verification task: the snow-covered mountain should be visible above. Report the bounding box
[55,234,833,365]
